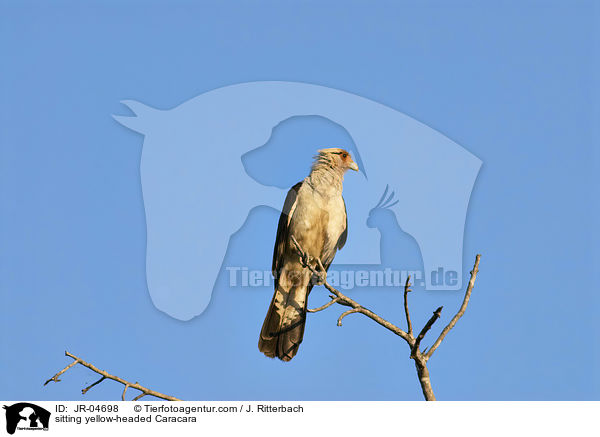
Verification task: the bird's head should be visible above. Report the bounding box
[313,148,359,173]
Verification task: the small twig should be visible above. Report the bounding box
[337,308,361,326]
[411,307,443,357]
[132,393,146,401]
[426,254,481,359]
[44,358,79,385]
[82,376,106,395]
[403,275,413,336]
[308,296,340,313]
[45,351,181,401]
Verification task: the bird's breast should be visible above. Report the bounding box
[289,189,345,259]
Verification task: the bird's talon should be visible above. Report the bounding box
[315,271,327,285]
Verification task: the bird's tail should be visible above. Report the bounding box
[259,267,312,362]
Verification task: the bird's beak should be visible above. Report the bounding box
[349,161,359,171]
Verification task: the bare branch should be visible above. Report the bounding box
[45,351,181,401]
[411,306,443,357]
[426,254,481,359]
[403,275,413,336]
[307,296,340,313]
[44,358,79,385]
[81,376,106,395]
[337,308,360,326]
[414,361,436,401]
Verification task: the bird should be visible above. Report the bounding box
[259,148,359,361]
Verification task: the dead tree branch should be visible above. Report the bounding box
[425,254,481,359]
[337,308,361,326]
[411,306,443,358]
[308,296,340,313]
[44,351,181,401]
[81,376,106,395]
[403,276,413,336]
[291,235,481,401]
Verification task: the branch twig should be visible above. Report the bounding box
[308,296,340,313]
[45,351,181,401]
[44,358,78,384]
[337,308,361,326]
[403,276,413,336]
[82,376,106,395]
[411,306,443,358]
[425,254,481,359]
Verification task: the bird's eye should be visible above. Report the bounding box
[342,153,348,158]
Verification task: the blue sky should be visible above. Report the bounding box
[1,0,598,401]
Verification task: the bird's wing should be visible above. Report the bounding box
[321,196,348,271]
[272,181,303,284]
[337,196,348,250]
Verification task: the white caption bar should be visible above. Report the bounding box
[0,401,597,437]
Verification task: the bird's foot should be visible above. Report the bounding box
[312,271,327,286]
[313,258,327,285]
[316,271,327,286]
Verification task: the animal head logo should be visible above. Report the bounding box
[3,403,50,434]
[114,81,482,321]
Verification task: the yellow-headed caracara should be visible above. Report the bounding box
[259,148,359,361]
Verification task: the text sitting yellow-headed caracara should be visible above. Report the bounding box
[259,148,359,361]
